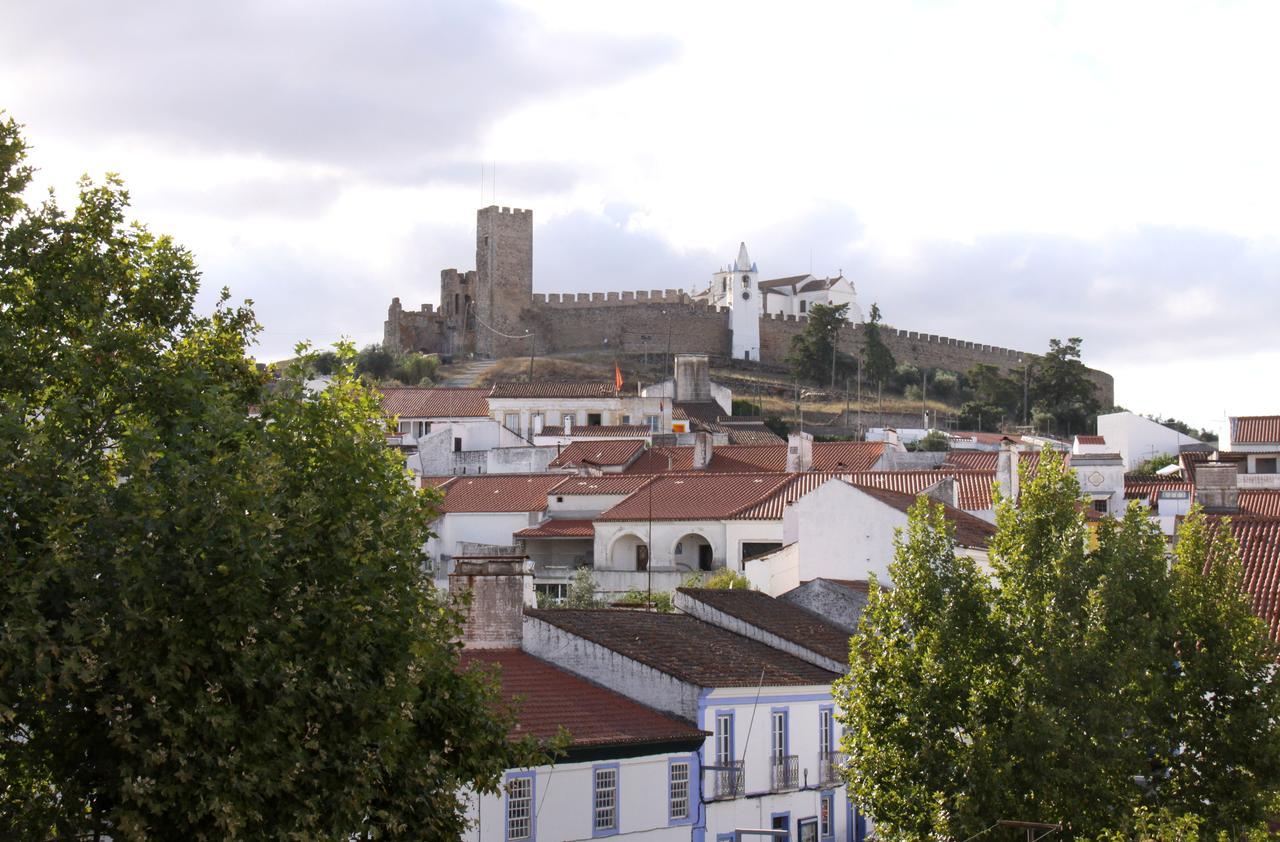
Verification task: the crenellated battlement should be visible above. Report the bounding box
[532,289,693,307]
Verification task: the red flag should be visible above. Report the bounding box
[614,362,624,391]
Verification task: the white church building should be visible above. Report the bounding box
[699,243,862,362]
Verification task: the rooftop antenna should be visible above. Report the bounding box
[492,160,496,207]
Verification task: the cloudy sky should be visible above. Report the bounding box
[3,0,1278,429]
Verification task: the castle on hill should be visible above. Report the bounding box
[383,206,1114,405]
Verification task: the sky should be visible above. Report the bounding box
[2,0,1278,430]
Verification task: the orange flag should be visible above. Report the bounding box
[614,362,624,391]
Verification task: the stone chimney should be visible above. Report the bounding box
[692,431,714,470]
[674,354,711,403]
[1194,459,1240,514]
[925,476,959,509]
[996,439,1020,502]
[448,558,533,649]
[787,431,814,472]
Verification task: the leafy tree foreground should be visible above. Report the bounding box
[0,116,543,838]
[836,452,1280,841]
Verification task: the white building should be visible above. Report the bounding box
[760,274,862,323]
[488,381,673,439]
[1095,411,1202,471]
[744,478,995,596]
[1219,415,1280,482]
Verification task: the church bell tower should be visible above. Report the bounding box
[711,242,761,361]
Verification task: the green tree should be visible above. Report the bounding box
[1132,453,1179,475]
[566,567,599,608]
[860,303,896,393]
[1031,337,1101,436]
[836,451,1280,842]
[701,568,753,590]
[391,351,440,386]
[355,342,397,380]
[788,302,851,386]
[0,116,544,840]
[911,430,950,452]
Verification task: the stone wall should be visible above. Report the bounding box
[475,206,533,357]
[524,299,732,357]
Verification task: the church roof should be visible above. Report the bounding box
[733,242,754,273]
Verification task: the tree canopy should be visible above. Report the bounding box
[788,301,851,386]
[835,452,1280,841]
[860,302,897,388]
[0,114,543,840]
[1031,337,1100,435]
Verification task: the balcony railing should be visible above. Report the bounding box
[771,755,799,791]
[818,751,847,786]
[712,760,745,799]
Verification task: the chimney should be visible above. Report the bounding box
[1194,459,1240,514]
[996,438,1020,502]
[674,354,711,403]
[563,415,573,434]
[448,558,533,649]
[925,476,959,509]
[692,431,714,470]
[787,430,814,472]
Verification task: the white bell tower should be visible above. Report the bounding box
[710,242,761,362]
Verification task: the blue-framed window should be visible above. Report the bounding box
[771,706,790,759]
[714,710,735,764]
[668,756,693,824]
[505,771,535,841]
[820,791,835,839]
[592,762,619,836]
[771,810,792,842]
[819,705,835,757]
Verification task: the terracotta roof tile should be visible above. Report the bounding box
[459,649,707,747]
[1124,477,1194,505]
[524,609,840,687]
[380,387,489,418]
[1076,435,1107,445]
[625,441,885,474]
[514,519,595,539]
[598,473,795,521]
[551,476,655,496]
[730,473,852,520]
[1205,516,1280,644]
[1240,491,1280,518]
[1179,450,1245,483]
[847,482,997,548]
[678,588,851,663]
[547,439,646,469]
[844,470,998,511]
[1234,416,1280,445]
[945,449,1046,474]
[436,474,566,513]
[490,382,618,399]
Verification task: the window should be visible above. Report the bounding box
[819,708,833,757]
[645,414,662,432]
[772,710,788,760]
[453,437,462,453]
[800,300,807,313]
[504,413,520,432]
[593,766,618,833]
[675,541,684,555]
[1091,498,1109,514]
[715,713,733,764]
[669,761,690,821]
[742,541,783,560]
[587,413,602,426]
[398,420,410,434]
[820,792,834,838]
[506,775,533,840]
[530,412,544,435]
[415,420,430,437]
[534,583,567,605]
[1258,457,1278,474]
[798,817,818,842]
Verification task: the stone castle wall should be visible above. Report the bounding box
[522,296,732,358]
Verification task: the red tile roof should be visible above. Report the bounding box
[1234,416,1280,445]
[524,609,840,687]
[731,473,853,520]
[539,425,652,438]
[380,387,489,418]
[1124,478,1194,505]
[459,649,707,747]
[1205,516,1280,643]
[514,519,595,539]
[1076,435,1107,445]
[547,439,646,469]
[1240,491,1280,518]
[945,449,1049,475]
[490,382,618,399]
[598,473,795,521]
[551,476,655,496]
[1179,450,1245,483]
[844,470,999,511]
[436,474,567,513]
[625,441,886,474]
[678,588,852,663]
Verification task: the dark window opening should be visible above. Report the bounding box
[1091,498,1109,514]
[742,541,782,560]
[587,413,603,426]
[453,438,462,453]
[698,544,714,571]
[635,544,649,572]
[1257,457,1277,474]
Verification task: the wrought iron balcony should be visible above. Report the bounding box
[712,760,745,799]
[818,751,847,786]
[771,754,799,791]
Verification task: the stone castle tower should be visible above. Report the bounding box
[473,206,533,357]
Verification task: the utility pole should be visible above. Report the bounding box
[527,330,535,382]
[922,368,928,429]
[856,355,862,439]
